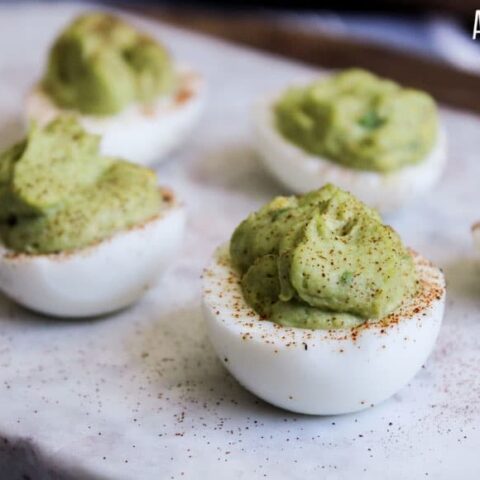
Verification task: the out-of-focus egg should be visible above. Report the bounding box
[0,190,185,318]
[252,93,447,214]
[25,66,205,166]
[202,246,446,415]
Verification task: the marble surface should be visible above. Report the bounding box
[0,3,480,479]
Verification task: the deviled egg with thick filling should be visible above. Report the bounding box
[203,184,445,415]
[26,12,205,166]
[253,69,446,213]
[0,118,185,317]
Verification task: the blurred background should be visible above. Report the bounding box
[3,0,480,112]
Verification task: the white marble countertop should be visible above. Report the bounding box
[0,3,479,479]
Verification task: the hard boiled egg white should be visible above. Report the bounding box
[25,66,205,166]
[253,93,447,214]
[203,246,445,415]
[0,190,185,318]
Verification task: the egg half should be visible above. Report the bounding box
[203,246,445,415]
[253,93,447,213]
[0,190,185,318]
[25,66,205,166]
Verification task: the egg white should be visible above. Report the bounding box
[25,65,205,166]
[253,93,447,213]
[0,191,186,318]
[202,246,445,415]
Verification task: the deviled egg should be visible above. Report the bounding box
[0,118,185,317]
[25,12,205,166]
[203,184,445,415]
[253,69,446,213]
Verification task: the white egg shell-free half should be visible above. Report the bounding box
[25,66,205,166]
[203,247,446,415]
[253,93,447,213]
[0,192,185,318]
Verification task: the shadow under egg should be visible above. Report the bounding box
[0,115,24,151]
[188,142,284,199]
[442,256,480,303]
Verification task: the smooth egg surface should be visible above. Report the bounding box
[203,246,446,415]
[0,191,186,318]
[25,65,205,166]
[253,94,447,213]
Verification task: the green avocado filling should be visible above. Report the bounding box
[230,184,417,330]
[43,12,175,116]
[275,69,438,172]
[0,118,163,254]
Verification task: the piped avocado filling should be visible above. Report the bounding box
[0,118,163,254]
[275,69,438,173]
[43,12,175,115]
[230,184,417,330]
